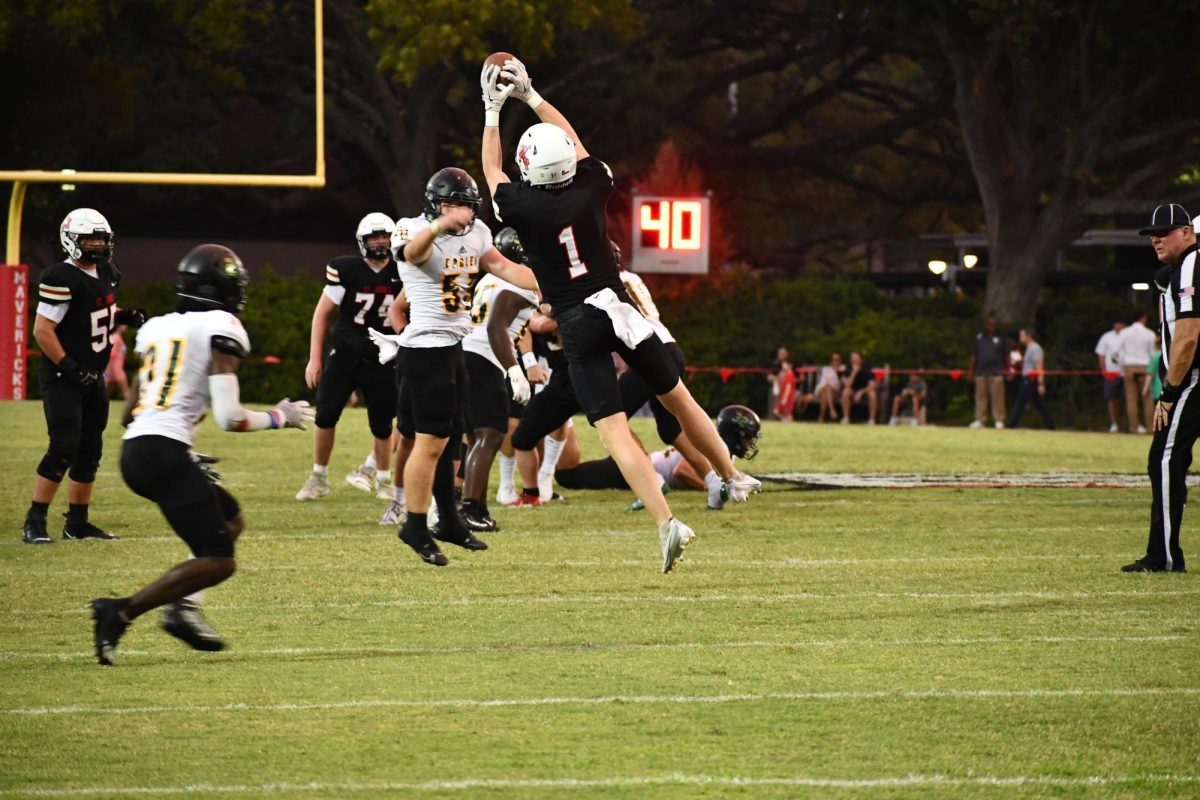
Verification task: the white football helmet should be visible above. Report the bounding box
[356,212,396,260]
[515,123,577,188]
[60,208,114,265]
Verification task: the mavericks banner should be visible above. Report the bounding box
[0,264,30,400]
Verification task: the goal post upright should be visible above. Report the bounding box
[2,0,326,264]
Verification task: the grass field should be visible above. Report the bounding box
[1,402,1197,799]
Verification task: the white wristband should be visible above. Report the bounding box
[525,90,544,110]
[521,351,539,369]
[485,108,500,127]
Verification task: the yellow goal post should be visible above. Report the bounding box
[2,0,326,265]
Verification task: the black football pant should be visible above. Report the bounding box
[1144,368,1200,571]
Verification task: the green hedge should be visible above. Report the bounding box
[26,267,1143,429]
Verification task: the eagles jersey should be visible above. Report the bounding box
[36,261,120,372]
[463,273,539,372]
[323,254,402,356]
[124,310,252,446]
[493,158,621,314]
[391,216,492,348]
[620,270,674,345]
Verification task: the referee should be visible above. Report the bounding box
[1123,203,1198,573]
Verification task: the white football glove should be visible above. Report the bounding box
[507,364,531,405]
[274,398,314,430]
[480,64,515,126]
[368,328,404,365]
[500,58,543,109]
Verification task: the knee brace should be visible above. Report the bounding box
[37,430,81,482]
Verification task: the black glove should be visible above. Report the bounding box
[115,308,147,328]
[189,451,222,484]
[57,355,101,387]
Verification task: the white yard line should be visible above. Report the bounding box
[3,686,1197,718]
[0,633,1187,663]
[0,772,1198,796]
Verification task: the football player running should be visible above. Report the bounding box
[390,168,539,566]
[295,213,403,502]
[89,245,313,666]
[23,209,144,545]
[480,58,760,573]
[459,227,545,532]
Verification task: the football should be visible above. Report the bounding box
[485,51,516,84]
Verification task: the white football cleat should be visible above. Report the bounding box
[724,472,761,503]
[379,499,405,526]
[537,472,554,503]
[658,517,696,574]
[345,465,376,493]
[295,474,330,501]
[496,486,519,507]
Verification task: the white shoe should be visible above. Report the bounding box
[839,417,849,425]
[379,499,405,526]
[994,421,1004,429]
[1137,425,1147,434]
[496,486,519,507]
[706,478,726,511]
[375,481,394,501]
[724,472,761,504]
[345,465,375,492]
[969,420,984,429]
[1109,423,1119,433]
[295,474,330,501]
[659,517,696,574]
[537,472,554,503]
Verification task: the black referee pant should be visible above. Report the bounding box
[1144,369,1199,572]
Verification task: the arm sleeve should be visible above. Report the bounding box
[208,374,281,432]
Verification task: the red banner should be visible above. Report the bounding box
[0,264,29,400]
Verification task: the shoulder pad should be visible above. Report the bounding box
[211,334,248,359]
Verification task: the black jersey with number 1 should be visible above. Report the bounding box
[493,157,622,315]
[36,260,120,373]
[324,255,402,356]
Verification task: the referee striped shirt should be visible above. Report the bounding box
[1160,243,1200,375]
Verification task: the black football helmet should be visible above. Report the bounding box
[424,167,481,233]
[176,244,249,314]
[494,227,526,263]
[716,405,762,460]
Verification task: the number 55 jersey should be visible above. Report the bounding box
[391,216,492,348]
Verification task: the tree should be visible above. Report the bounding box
[911,0,1200,324]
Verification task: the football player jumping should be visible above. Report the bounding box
[480,57,760,573]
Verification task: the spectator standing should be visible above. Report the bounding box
[772,351,797,421]
[1094,320,1125,432]
[1118,312,1156,434]
[840,351,878,424]
[968,314,1007,429]
[1144,334,1163,404]
[768,346,791,415]
[1123,203,1198,572]
[1007,328,1055,430]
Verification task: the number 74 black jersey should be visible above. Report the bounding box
[36,260,120,372]
[324,255,402,356]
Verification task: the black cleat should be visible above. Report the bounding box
[1121,558,1187,573]
[90,598,129,666]
[433,520,489,551]
[398,525,448,566]
[162,602,226,652]
[460,507,499,533]
[63,521,118,540]
[22,515,51,544]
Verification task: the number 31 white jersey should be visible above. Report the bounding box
[391,216,493,348]
[124,310,252,446]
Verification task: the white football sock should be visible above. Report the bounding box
[364,452,378,470]
[499,453,516,493]
[539,435,566,476]
[312,464,329,478]
[376,469,391,488]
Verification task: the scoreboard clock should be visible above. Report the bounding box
[630,194,710,273]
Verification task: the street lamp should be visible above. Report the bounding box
[927,259,948,276]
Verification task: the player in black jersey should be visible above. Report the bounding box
[22,209,145,544]
[481,56,760,573]
[295,213,402,502]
